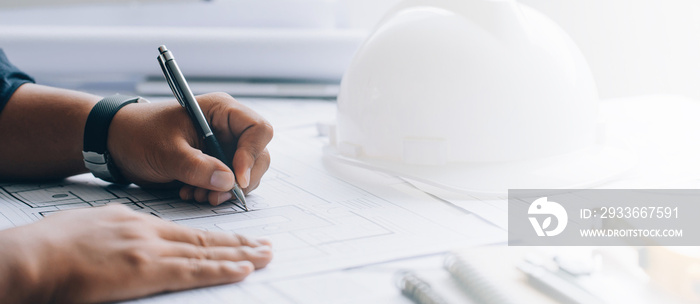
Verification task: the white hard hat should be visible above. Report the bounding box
[329,0,634,194]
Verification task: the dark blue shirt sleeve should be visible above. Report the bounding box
[0,49,35,113]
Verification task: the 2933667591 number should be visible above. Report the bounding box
[600,206,678,219]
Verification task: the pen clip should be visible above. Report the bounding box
[157,55,186,108]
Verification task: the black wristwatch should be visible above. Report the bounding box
[82,94,146,184]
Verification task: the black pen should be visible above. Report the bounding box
[157,45,248,211]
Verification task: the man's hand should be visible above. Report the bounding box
[0,204,272,304]
[0,86,272,206]
[109,92,273,205]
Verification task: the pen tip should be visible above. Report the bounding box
[232,186,248,212]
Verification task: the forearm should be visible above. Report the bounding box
[0,83,100,180]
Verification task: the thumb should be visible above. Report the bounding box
[166,142,235,191]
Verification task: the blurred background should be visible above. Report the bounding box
[0,0,698,99]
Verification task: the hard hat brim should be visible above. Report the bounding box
[324,144,636,196]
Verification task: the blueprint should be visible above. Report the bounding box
[0,99,504,302]
[0,176,246,230]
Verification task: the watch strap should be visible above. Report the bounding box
[82,94,140,184]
